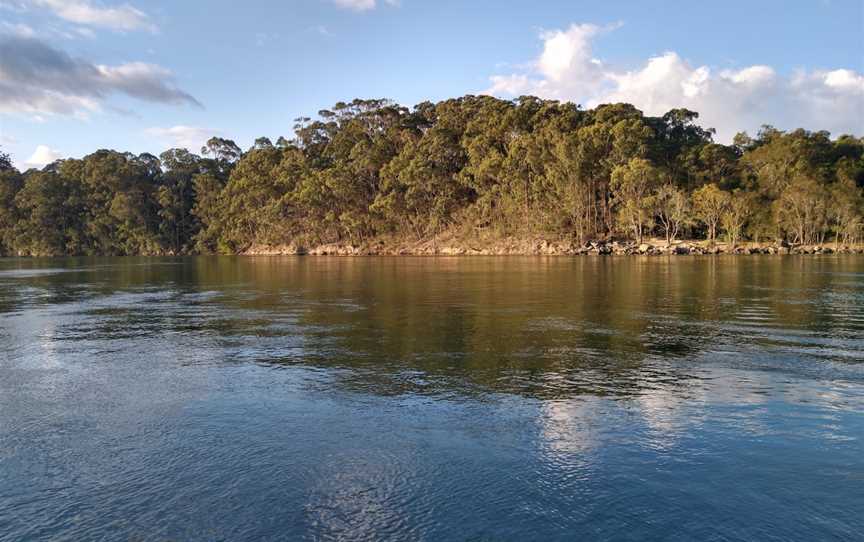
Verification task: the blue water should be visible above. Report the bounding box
[1,256,862,541]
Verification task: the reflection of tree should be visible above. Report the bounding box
[2,255,861,401]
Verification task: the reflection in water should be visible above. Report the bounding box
[540,399,605,456]
[0,256,863,540]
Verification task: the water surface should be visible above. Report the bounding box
[1,256,863,541]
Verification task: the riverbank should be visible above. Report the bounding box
[244,236,864,256]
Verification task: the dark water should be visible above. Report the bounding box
[1,256,862,541]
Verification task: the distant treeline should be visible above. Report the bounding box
[1,96,863,256]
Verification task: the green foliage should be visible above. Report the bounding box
[0,168,23,254]
[692,183,729,245]
[1,97,862,255]
[831,173,864,244]
[0,148,12,172]
[654,183,692,245]
[13,170,86,255]
[721,190,755,247]
[611,158,660,243]
[773,176,830,245]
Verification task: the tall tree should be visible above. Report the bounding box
[692,183,729,245]
[721,190,754,248]
[1,97,861,255]
[611,158,660,243]
[0,166,23,254]
[830,172,864,245]
[773,176,829,245]
[654,183,691,246]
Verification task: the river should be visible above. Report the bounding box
[1,256,862,540]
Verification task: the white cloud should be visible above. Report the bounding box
[1,18,96,41]
[0,36,200,118]
[25,144,62,167]
[823,69,864,91]
[485,23,864,142]
[537,24,603,84]
[28,0,155,32]
[485,23,617,103]
[331,0,398,11]
[334,0,374,10]
[146,125,215,151]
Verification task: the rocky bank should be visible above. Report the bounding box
[244,237,864,256]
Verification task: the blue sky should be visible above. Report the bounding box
[1,0,863,169]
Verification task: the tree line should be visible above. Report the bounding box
[1,96,862,256]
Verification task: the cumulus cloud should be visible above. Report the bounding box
[332,0,398,11]
[598,54,863,141]
[0,36,201,118]
[27,0,155,32]
[486,23,614,100]
[25,144,63,167]
[485,23,864,141]
[145,125,215,151]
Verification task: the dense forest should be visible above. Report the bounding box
[1,96,863,256]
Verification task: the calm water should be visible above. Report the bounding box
[1,256,863,541]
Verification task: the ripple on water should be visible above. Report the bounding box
[1,256,864,540]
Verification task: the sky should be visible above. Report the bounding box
[1,0,862,170]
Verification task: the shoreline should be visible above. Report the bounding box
[6,240,863,258]
[243,238,864,257]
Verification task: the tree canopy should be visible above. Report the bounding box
[1,96,862,256]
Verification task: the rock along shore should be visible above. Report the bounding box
[244,238,864,257]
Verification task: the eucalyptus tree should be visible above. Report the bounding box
[830,170,864,244]
[773,176,829,245]
[692,183,729,246]
[654,184,691,246]
[13,170,86,255]
[0,165,23,254]
[610,158,660,244]
[2,96,861,255]
[721,190,754,248]
[0,149,13,172]
[57,150,161,255]
[158,148,203,253]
